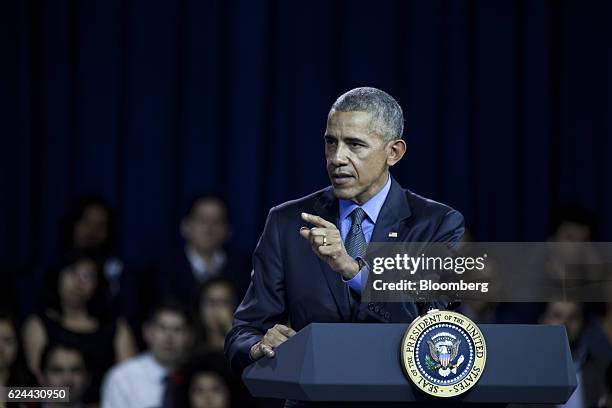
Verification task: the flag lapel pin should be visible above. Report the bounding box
[388,232,398,238]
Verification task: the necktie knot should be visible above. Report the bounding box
[350,208,367,226]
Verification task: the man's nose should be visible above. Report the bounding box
[329,143,349,166]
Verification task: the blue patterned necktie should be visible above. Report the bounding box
[345,207,368,259]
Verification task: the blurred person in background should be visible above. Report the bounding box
[187,281,276,408]
[496,204,598,325]
[101,301,193,408]
[545,206,607,315]
[549,204,596,243]
[0,311,37,389]
[166,352,234,408]
[39,343,90,408]
[21,253,137,404]
[58,195,140,327]
[59,195,115,259]
[540,302,612,408]
[16,195,138,326]
[156,194,250,311]
[192,278,238,356]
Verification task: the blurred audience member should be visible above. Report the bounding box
[193,278,238,356]
[549,204,596,242]
[0,311,37,388]
[59,195,140,324]
[39,343,89,407]
[547,204,602,280]
[16,195,138,325]
[156,195,250,310]
[22,253,137,403]
[101,301,193,408]
[167,352,232,408]
[496,205,597,325]
[59,195,115,258]
[540,302,612,408]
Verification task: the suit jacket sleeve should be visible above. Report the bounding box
[224,208,288,374]
[432,209,465,244]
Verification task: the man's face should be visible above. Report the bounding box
[200,283,236,335]
[189,372,230,408]
[145,311,192,367]
[73,204,109,250]
[554,222,591,242]
[182,199,229,254]
[540,302,584,345]
[325,111,392,205]
[43,348,88,403]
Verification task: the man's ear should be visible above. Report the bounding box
[386,139,406,166]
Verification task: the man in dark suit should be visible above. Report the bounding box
[156,195,251,309]
[225,88,464,382]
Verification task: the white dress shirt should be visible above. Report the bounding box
[101,352,168,408]
[185,246,227,282]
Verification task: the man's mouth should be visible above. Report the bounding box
[331,173,354,186]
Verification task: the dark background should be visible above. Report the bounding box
[1,0,611,268]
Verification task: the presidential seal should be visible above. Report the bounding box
[400,310,486,398]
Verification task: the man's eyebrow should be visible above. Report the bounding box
[324,135,367,144]
[344,136,368,145]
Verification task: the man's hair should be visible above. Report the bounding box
[145,298,193,328]
[329,87,404,141]
[59,194,116,256]
[549,204,596,237]
[40,343,87,374]
[182,193,229,222]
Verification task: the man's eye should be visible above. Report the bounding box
[325,139,336,145]
[350,143,362,148]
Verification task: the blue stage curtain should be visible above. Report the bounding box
[1,0,611,267]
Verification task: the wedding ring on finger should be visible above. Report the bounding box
[322,235,329,246]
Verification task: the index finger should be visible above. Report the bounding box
[301,212,335,229]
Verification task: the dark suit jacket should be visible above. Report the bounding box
[225,177,464,374]
[156,248,251,310]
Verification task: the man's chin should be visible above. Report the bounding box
[331,186,355,200]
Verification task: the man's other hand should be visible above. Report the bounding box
[299,212,360,279]
[250,324,297,360]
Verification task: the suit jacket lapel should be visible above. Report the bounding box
[313,187,352,322]
[370,176,412,244]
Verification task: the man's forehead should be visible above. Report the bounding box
[325,111,377,136]
[49,351,84,366]
[155,312,187,327]
[327,110,372,124]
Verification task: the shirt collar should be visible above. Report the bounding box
[185,246,227,277]
[339,174,392,224]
